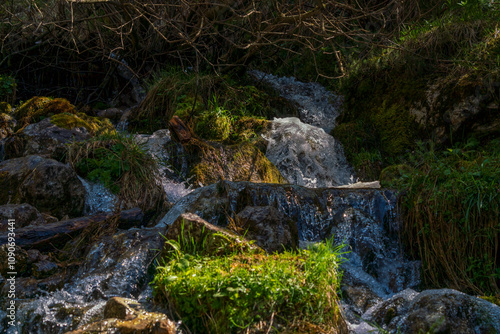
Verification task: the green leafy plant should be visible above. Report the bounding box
[153,237,346,333]
[0,75,15,103]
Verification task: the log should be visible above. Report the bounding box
[0,208,144,251]
[168,115,192,144]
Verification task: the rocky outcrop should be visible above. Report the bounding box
[363,289,500,333]
[0,203,45,231]
[159,181,419,300]
[235,206,298,253]
[0,155,86,218]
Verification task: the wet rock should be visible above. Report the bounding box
[159,181,419,317]
[364,289,500,334]
[235,206,298,253]
[68,311,176,334]
[104,297,140,320]
[0,203,45,231]
[32,260,59,279]
[164,213,259,256]
[0,155,86,219]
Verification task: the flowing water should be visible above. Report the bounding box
[1,72,420,333]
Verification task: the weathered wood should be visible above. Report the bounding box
[0,208,144,251]
[168,115,192,144]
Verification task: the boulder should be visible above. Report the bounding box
[364,289,500,333]
[164,213,259,257]
[104,297,141,320]
[20,118,91,159]
[0,203,45,231]
[0,155,86,218]
[235,206,298,253]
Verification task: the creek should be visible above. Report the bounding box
[4,72,494,334]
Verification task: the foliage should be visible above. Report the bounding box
[153,237,345,333]
[130,66,286,136]
[67,132,165,212]
[0,75,15,104]
[397,139,500,294]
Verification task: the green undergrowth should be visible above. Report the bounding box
[390,139,500,295]
[128,67,290,141]
[335,2,500,180]
[153,236,346,334]
[67,132,165,212]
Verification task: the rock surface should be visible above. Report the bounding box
[235,206,298,253]
[363,289,500,333]
[0,203,45,231]
[0,155,86,218]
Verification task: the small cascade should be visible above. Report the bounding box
[78,177,118,215]
[264,117,354,187]
[249,70,342,133]
[0,138,5,162]
[135,129,193,203]
[3,227,162,334]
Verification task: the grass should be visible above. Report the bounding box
[393,139,500,295]
[67,132,166,212]
[153,236,346,334]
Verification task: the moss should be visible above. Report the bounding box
[194,107,232,141]
[14,97,78,128]
[0,102,11,114]
[50,113,115,135]
[374,102,416,156]
[186,139,286,186]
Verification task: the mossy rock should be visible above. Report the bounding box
[50,113,115,136]
[194,108,232,141]
[0,102,11,114]
[186,139,287,186]
[14,97,77,128]
[379,164,414,188]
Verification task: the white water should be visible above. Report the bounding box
[250,70,342,133]
[79,177,118,215]
[264,117,354,187]
[135,129,193,203]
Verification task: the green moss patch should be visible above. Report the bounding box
[186,139,287,186]
[14,97,77,128]
[50,113,115,136]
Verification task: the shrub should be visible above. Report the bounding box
[153,238,346,333]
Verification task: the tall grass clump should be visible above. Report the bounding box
[68,132,166,212]
[153,237,346,333]
[398,139,500,294]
